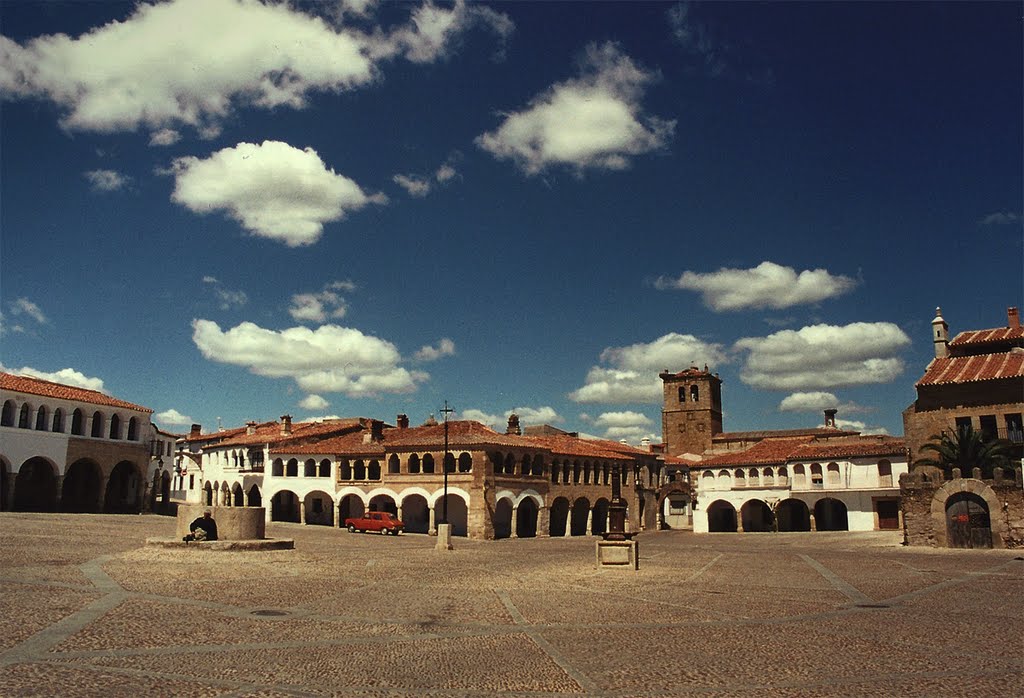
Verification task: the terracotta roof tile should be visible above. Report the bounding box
[713,427,859,441]
[698,437,815,467]
[697,435,906,468]
[0,371,151,413]
[950,326,1024,346]
[210,419,366,449]
[791,438,906,460]
[917,352,1024,386]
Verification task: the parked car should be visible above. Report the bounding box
[345,511,405,535]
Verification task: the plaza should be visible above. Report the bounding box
[1,513,1021,696]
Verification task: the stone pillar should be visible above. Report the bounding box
[537,506,550,537]
[809,513,817,531]
[429,504,437,535]
[511,506,519,538]
[564,508,571,537]
[299,500,306,524]
[586,509,594,536]
[397,504,404,522]
[332,501,340,527]
[97,476,109,512]
[54,475,64,511]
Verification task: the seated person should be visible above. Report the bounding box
[183,510,218,542]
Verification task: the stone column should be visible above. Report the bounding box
[586,509,594,536]
[564,508,571,537]
[97,476,109,513]
[429,504,437,535]
[536,506,550,538]
[511,506,519,538]
[808,512,817,531]
[397,503,404,522]
[332,501,340,527]
[299,500,306,524]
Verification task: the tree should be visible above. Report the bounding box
[916,425,1011,479]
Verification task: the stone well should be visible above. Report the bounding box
[176,504,266,540]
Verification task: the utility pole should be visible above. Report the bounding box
[441,400,454,525]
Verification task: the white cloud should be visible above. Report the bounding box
[392,152,461,198]
[7,297,48,325]
[593,411,653,429]
[476,41,675,175]
[392,174,432,197]
[289,281,354,323]
[1,364,105,392]
[298,394,329,411]
[511,406,562,425]
[149,128,181,146]
[369,0,514,64]
[602,425,659,444]
[84,169,130,192]
[778,392,840,412]
[459,408,501,427]
[570,333,726,403]
[154,408,193,426]
[835,418,889,436]
[202,276,248,310]
[979,211,1020,226]
[191,319,426,397]
[414,338,455,362]
[435,162,457,182]
[171,141,384,247]
[655,261,858,311]
[735,322,910,391]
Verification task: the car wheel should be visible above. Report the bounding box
[347,524,356,533]
[381,527,389,535]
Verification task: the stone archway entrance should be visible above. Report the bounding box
[740,499,774,532]
[945,493,992,549]
[104,461,141,513]
[61,459,102,512]
[493,498,513,539]
[13,458,57,512]
[516,498,539,538]
[777,499,811,532]
[814,498,849,531]
[707,500,737,532]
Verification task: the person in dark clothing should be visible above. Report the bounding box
[183,511,218,542]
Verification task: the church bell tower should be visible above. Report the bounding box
[660,366,723,457]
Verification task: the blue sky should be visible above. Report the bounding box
[1,1,1021,443]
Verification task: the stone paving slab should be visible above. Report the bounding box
[1,513,1021,697]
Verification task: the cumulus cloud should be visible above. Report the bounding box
[655,261,858,311]
[289,281,354,323]
[149,128,181,146]
[512,406,562,425]
[414,338,455,362]
[978,211,1020,226]
[835,418,889,436]
[202,276,248,310]
[154,408,193,426]
[368,0,514,63]
[191,319,426,397]
[590,411,657,444]
[84,169,130,192]
[299,394,330,411]
[778,391,866,414]
[570,333,727,403]
[1,364,105,392]
[171,141,384,247]
[476,41,675,175]
[735,322,910,391]
[459,408,501,427]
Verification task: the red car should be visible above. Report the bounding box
[345,511,404,535]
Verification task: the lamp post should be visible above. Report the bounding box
[440,400,454,526]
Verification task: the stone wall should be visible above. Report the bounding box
[900,467,1024,548]
[903,402,1023,466]
[177,504,266,540]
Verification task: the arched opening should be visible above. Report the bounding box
[570,497,591,536]
[319,459,331,477]
[127,417,138,441]
[52,408,64,433]
[108,413,121,440]
[493,498,513,539]
[339,459,352,480]
[707,500,738,532]
[422,453,435,473]
[232,483,244,507]
[18,403,31,429]
[354,460,366,480]
[71,409,84,435]
[1,400,14,426]
[388,454,400,474]
[247,484,262,508]
[367,460,381,481]
[13,457,58,512]
[271,490,300,522]
[701,470,715,491]
[716,469,731,489]
[0,460,9,511]
[286,459,298,477]
[814,498,849,531]
[369,493,398,515]
[443,453,455,474]
[532,455,544,478]
[338,494,364,525]
[91,411,104,437]
[516,498,539,537]
[436,494,468,536]
[408,454,421,474]
[945,492,992,549]
[592,498,610,536]
[549,497,570,536]
[458,452,472,473]
[160,471,171,509]
[503,453,515,476]
[826,462,841,487]
[304,459,317,477]
[690,384,699,402]
[401,494,429,533]
[777,499,811,532]
[304,490,334,525]
[61,459,102,512]
[204,481,213,506]
[740,499,775,532]
[35,406,48,431]
[104,461,141,513]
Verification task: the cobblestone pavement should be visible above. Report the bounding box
[1,513,1021,697]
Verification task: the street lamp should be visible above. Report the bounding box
[440,400,454,526]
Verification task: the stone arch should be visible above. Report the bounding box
[741,499,775,532]
[271,490,300,522]
[435,493,468,536]
[91,411,104,437]
[826,462,841,487]
[707,499,737,532]
[777,498,811,532]
[61,458,103,512]
[422,453,435,473]
[1,399,14,426]
[701,470,715,491]
[220,481,230,506]
[388,454,401,474]
[592,497,610,536]
[304,459,317,477]
[232,482,244,507]
[304,489,334,525]
[338,492,365,524]
[108,413,121,440]
[18,402,31,429]
[319,459,331,477]
[443,452,455,473]
[13,457,58,512]
[367,459,381,480]
[52,408,64,433]
[204,481,213,506]
[408,453,421,474]
[104,460,142,513]
[814,497,848,531]
[458,452,472,473]
[516,497,539,538]
[286,458,298,477]
[339,459,352,480]
[71,408,84,435]
[716,469,731,489]
[531,454,544,478]
[570,497,591,536]
[493,495,514,539]
[127,417,139,441]
[399,491,430,533]
[272,459,284,477]
[34,405,48,431]
[247,484,262,508]
[368,492,398,515]
[929,479,1006,548]
[549,496,570,536]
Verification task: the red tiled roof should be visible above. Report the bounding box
[950,326,1024,346]
[696,435,906,468]
[713,427,859,442]
[211,418,366,449]
[917,352,1024,386]
[698,437,815,467]
[0,371,151,413]
[791,438,906,460]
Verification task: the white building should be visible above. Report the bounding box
[1,372,154,513]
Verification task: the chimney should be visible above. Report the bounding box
[932,306,949,358]
[280,415,292,436]
[371,419,383,442]
[189,424,202,438]
[641,437,651,451]
[1009,306,1020,329]
[824,409,837,429]
[506,413,521,436]
[397,413,409,429]
[246,421,257,436]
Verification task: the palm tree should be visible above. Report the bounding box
[916,424,1011,479]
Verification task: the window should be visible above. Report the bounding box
[52,408,64,433]
[954,416,972,432]
[422,454,435,473]
[690,385,699,402]
[109,414,121,439]
[91,411,104,437]
[71,409,84,435]
[0,400,14,426]
[408,454,420,474]
[18,404,30,429]
[458,452,472,473]
[388,454,400,474]
[304,459,316,477]
[35,406,47,431]
[1005,414,1023,443]
[127,417,138,441]
[979,414,997,440]
[678,386,686,403]
[878,460,892,487]
[810,463,823,489]
[286,459,298,477]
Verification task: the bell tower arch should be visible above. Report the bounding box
[660,366,723,457]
